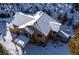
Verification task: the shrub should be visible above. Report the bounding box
[0,43,10,55]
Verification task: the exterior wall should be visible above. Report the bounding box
[48,30,64,43]
[48,30,58,40]
[9,25,30,35]
[31,31,48,45]
[48,30,70,43]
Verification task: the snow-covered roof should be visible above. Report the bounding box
[12,12,34,27]
[19,11,44,28]
[19,11,50,36]
[33,11,52,36]
[19,11,61,36]
[15,35,30,47]
[59,30,70,39]
[49,22,61,32]
[24,26,34,35]
[59,25,74,39]
[18,17,39,28]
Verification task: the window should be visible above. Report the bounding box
[37,34,42,38]
[53,31,56,34]
[57,35,61,38]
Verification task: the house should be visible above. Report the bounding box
[9,11,73,48]
[19,11,52,45]
[9,12,34,35]
[8,12,35,48]
[19,11,63,46]
[9,11,63,46]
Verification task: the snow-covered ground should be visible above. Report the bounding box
[24,40,70,55]
[0,26,22,55]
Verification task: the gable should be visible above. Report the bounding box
[49,22,61,32]
[34,14,51,36]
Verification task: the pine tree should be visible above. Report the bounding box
[69,27,79,55]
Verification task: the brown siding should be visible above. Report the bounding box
[48,30,58,41]
[32,32,48,44]
[9,26,30,35]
